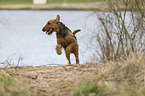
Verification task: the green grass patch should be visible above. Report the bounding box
[73,80,108,96]
[0,0,105,5]
[0,0,32,4]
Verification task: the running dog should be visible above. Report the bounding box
[42,15,80,64]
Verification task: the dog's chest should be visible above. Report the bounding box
[57,37,72,48]
[62,39,70,48]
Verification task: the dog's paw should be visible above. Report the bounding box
[57,51,62,55]
[56,45,62,55]
[56,50,62,55]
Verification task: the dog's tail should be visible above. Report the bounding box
[73,29,81,35]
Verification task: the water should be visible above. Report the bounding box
[0,10,98,66]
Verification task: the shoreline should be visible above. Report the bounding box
[0,3,108,11]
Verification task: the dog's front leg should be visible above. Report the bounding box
[55,44,62,55]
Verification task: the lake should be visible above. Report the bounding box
[0,10,99,66]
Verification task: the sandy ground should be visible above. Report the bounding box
[0,3,107,10]
[4,64,98,96]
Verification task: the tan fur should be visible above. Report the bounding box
[42,15,80,64]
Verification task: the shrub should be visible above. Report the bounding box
[96,0,145,61]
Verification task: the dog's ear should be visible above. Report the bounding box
[55,15,60,23]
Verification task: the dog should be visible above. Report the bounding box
[42,15,80,65]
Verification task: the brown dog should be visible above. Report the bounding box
[42,15,80,64]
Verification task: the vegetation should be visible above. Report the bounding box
[73,80,108,96]
[95,0,145,61]
[0,0,105,4]
[74,0,145,96]
[0,53,144,96]
[0,0,32,4]
[0,69,37,96]
[73,53,145,96]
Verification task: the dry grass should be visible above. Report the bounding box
[0,69,37,96]
[97,53,145,96]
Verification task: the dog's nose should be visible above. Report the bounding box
[42,28,45,32]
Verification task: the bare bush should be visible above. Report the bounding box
[0,54,22,68]
[96,0,145,61]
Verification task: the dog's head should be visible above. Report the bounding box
[42,15,60,35]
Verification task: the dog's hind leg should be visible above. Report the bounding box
[55,45,62,55]
[74,49,79,64]
[75,54,79,64]
[65,45,73,65]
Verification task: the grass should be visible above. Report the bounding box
[96,53,145,96]
[0,0,105,5]
[73,53,145,96]
[0,0,32,4]
[73,80,108,96]
[0,69,37,96]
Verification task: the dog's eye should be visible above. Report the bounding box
[48,22,50,25]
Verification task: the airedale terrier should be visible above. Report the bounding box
[42,15,80,64]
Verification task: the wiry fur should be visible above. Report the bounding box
[42,15,80,64]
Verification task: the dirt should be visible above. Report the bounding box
[4,64,98,96]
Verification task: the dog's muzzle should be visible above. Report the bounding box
[42,27,53,35]
[42,28,45,32]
